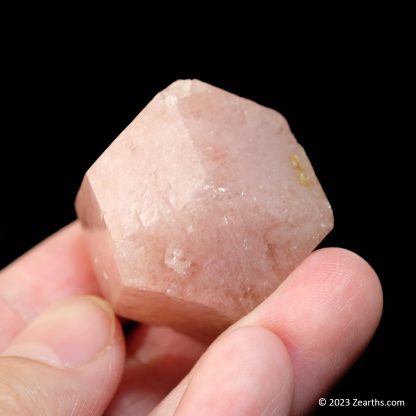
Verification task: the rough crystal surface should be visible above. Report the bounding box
[76,80,333,340]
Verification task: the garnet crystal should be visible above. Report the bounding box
[76,80,333,340]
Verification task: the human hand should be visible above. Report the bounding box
[0,223,382,415]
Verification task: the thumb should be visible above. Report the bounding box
[0,296,125,415]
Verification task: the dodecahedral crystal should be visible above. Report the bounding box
[76,80,333,340]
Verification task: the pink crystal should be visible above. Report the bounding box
[76,80,333,340]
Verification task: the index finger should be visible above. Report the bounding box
[0,222,99,351]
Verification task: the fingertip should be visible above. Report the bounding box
[2,296,118,368]
[235,247,383,414]
[309,247,383,327]
[0,295,125,415]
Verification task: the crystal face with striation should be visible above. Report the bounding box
[76,80,333,340]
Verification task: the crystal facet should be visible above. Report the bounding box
[76,80,333,340]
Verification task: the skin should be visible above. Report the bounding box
[0,222,383,415]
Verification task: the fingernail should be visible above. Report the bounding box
[2,296,114,368]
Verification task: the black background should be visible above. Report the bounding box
[1,9,414,414]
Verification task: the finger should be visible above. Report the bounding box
[152,248,382,415]
[106,326,206,415]
[150,381,190,416]
[237,248,383,414]
[0,296,125,415]
[0,222,98,350]
[156,327,294,416]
